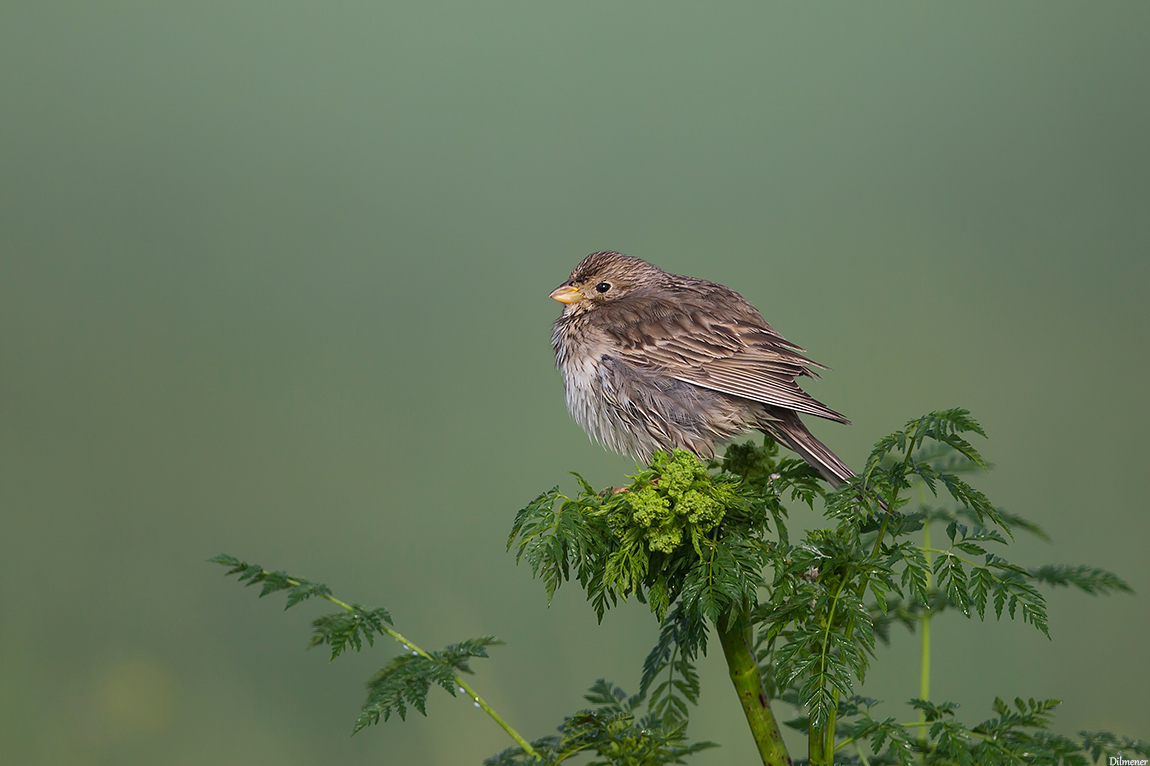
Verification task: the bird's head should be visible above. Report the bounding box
[549,251,664,312]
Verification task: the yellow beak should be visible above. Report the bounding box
[549,284,584,304]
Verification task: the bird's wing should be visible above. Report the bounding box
[598,291,850,423]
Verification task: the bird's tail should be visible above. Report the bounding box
[759,410,855,487]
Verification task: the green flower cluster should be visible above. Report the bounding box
[614,450,735,554]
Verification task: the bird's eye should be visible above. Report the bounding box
[596,282,611,293]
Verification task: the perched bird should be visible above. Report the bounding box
[550,251,855,486]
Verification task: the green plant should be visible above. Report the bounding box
[212,409,1146,765]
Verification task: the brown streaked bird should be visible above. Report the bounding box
[550,250,855,486]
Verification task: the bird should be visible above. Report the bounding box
[549,250,856,486]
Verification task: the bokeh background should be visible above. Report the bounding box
[2,3,1147,764]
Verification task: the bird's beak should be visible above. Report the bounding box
[549,284,584,304]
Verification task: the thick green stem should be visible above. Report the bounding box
[809,726,827,766]
[717,616,792,766]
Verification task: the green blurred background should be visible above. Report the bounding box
[2,2,1147,763]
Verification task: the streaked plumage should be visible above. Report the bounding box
[550,251,855,485]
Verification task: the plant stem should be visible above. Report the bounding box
[717,615,792,766]
[821,510,895,762]
[310,582,539,758]
[809,725,826,766]
[920,515,932,739]
[817,576,850,764]
[920,612,931,704]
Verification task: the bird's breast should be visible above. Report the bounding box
[552,317,628,452]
